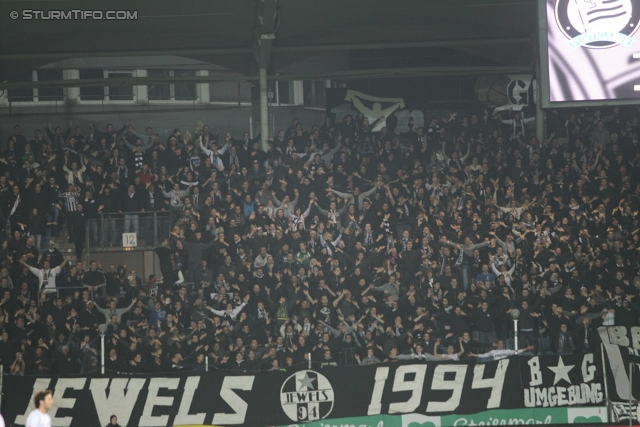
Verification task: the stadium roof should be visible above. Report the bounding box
[0,0,538,89]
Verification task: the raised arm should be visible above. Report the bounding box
[469,241,490,251]
[209,307,226,317]
[199,138,213,157]
[217,142,231,155]
[289,196,299,211]
[95,305,111,317]
[490,262,501,277]
[230,302,247,319]
[440,141,450,161]
[461,143,471,163]
[301,202,312,219]
[315,202,329,217]
[330,188,353,201]
[58,255,71,270]
[361,185,378,200]
[385,185,396,206]
[494,236,508,252]
[174,270,185,286]
[327,141,342,157]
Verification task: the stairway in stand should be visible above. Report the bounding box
[50,226,81,266]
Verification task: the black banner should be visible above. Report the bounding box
[1,354,603,427]
[599,327,640,423]
[601,326,640,364]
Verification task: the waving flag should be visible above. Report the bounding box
[574,0,632,33]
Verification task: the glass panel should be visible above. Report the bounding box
[79,69,104,101]
[303,80,313,106]
[148,69,171,100]
[278,80,292,104]
[174,70,196,100]
[315,81,326,106]
[7,71,33,102]
[37,69,64,101]
[107,72,133,101]
[268,81,277,102]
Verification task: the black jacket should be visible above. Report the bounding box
[119,190,141,213]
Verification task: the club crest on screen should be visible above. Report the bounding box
[554,0,640,48]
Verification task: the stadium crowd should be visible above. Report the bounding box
[0,105,639,375]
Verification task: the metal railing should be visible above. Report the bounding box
[86,211,171,253]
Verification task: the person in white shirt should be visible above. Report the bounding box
[469,339,535,361]
[26,389,54,427]
[199,136,228,170]
[20,255,70,294]
[206,294,249,321]
[0,413,5,427]
[396,343,444,361]
[434,337,465,361]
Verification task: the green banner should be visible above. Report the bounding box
[276,406,608,427]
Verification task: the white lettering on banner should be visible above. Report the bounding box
[608,326,631,347]
[524,355,603,408]
[139,378,180,427]
[50,378,87,427]
[368,363,508,415]
[367,367,389,415]
[528,357,543,387]
[632,327,640,349]
[471,359,509,409]
[606,326,640,349]
[388,365,426,414]
[89,378,145,427]
[14,378,52,426]
[174,377,206,425]
[211,376,255,425]
[582,354,596,383]
[524,384,603,407]
[426,365,467,412]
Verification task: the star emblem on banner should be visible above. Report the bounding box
[297,372,316,391]
[548,357,575,385]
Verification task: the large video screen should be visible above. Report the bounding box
[540,0,640,107]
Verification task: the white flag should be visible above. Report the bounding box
[574,0,631,34]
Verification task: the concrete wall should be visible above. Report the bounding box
[0,105,325,149]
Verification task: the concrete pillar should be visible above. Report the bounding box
[32,70,39,102]
[535,79,545,142]
[251,83,261,138]
[196,70,210,104]
[259,68,269,151]
[63,69,80,105]
[134,69,148,104]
